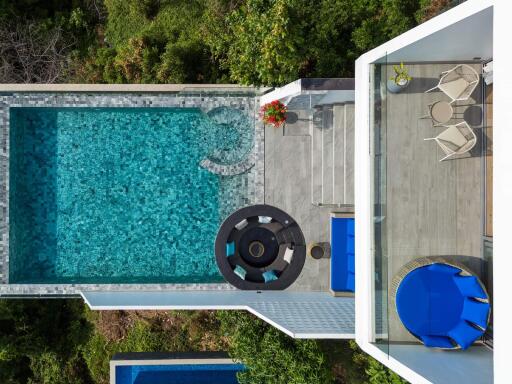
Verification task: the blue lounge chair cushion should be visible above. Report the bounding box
[346,272,355,292]
[347,253,355,273]
[461,298,490,329]
[447,320,484,350]
[396,262,490,350]
[226,241,235,257]
[396,264,464,336]
[330,217,355,293]
[427,263,461,274]
[453,275,487,299]
[420,335,454,349]
[234,265,247,280]
[262,270,278,283]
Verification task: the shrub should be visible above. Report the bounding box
[218,310,334,384]
[349,340,408,384]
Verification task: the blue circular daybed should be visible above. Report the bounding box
[393,257,490,350]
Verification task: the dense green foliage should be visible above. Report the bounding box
[0,300,93,384]
[218,310,334,383]
[205,0,422,85]
[0,0,104,82]
[72,0,426,86]
[0,300,407,383]
[76,0,224,83]
[0,0,432,85]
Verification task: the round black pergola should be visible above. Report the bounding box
[215,204,306,290]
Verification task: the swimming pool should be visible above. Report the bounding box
[9,107,254,284]
[115,363,243,384]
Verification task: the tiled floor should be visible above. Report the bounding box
[376,63,488,342]
[264,120,333,292]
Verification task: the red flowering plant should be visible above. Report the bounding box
[259,100,287,127]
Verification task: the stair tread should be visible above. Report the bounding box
[321,107,334,204]
[310,103,354,206]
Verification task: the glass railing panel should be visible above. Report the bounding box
[370,52,389,354]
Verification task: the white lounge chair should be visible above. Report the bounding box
[425,64,480,103]
[424,121,477,161]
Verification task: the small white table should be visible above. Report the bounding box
[430,101,453,124]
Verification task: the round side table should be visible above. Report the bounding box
[430,101,453,123]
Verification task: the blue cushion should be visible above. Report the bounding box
[346,272,355,292]
[262,270,278,283]
[234,265,246,280]
[447,320,484,350]
[396,262,489,350]
[397,265,464,336]
[461,298,490,329]
[427,263,461,274]
[226,241,235,257]
[421,335,454,349]
[330,217,355,293]
[347,253,355,273]
[453,275,487,299]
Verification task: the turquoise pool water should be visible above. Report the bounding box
[115,363,243,384]
[9,107,253,284]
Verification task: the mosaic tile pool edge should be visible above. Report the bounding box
[0,92,264,295]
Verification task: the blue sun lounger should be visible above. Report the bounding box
[330,214,355,294]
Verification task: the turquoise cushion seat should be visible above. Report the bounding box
[226,241,235,257]
[234,265,246,280]
[262,270,278,283]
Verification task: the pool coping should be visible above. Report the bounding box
[109,352,241,384]
[0,90,265,295]
[0,84,270,93]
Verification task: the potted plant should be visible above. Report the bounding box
[260,100,287,128]
[387,62,412,93]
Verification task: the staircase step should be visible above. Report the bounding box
[344,104,355,205]
[332,105,345,204]
[310,103,354,207]
[321,106,334,204]
[311,109,323,205]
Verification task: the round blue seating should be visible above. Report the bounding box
[395,262,490,350]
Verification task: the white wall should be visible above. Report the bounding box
[491,1,512,383]
[387,6,493,63]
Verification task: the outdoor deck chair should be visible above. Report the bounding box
[425,64,480,103]
[424,121,477,161]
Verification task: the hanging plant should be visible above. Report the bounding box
[390,62,412,86]
[260,100,287,127]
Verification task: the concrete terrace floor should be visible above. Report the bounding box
[264,120,332,292]
[378,62,488,342]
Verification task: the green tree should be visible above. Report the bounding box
[0,299,93,383]
[218,310,334,384]
[204,0,422,86]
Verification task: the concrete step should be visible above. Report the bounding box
[311,109,324,205]
[344,104,355,205]
[332,105,345,204]
[310,103,354,206]
[321,106,334,204]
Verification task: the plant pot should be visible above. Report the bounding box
[307,242,331,260]
[387,78,410,94]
